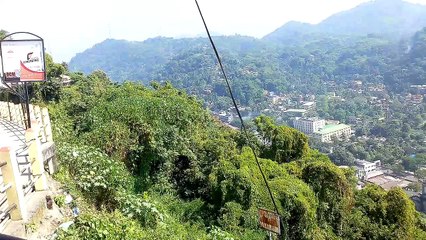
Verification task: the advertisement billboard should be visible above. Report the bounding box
[0,39,45,82]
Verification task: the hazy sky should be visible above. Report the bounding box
[1,0,425,62]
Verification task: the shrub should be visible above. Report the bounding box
[57,143,133,209]
[54,195,66,208]
[115,191,163,227]
[57,211,145,240]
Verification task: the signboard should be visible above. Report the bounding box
[0,40,45,82]
[258,208,281,235]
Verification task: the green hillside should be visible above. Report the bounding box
[13,65,423,239]
[69,30,426,109]
[69,1,426,109]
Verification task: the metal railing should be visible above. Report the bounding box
[0,101,56,230]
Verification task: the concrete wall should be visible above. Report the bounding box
[0,101,56,225]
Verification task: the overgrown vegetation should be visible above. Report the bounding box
[22,61,424,239]
[67,27,426,174]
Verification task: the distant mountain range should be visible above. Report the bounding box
[69,0,426,93]
[264,0,426,43]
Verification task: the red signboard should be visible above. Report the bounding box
[258,208,281,234]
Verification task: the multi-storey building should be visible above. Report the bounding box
[355,160,382,180]
[293,118,325,134]
[312,124,351,142]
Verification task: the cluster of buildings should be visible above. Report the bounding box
[352,155,420,192]
[292,117,352,142]
[351,158,426,213]
[211,81,426,212]
[350,80,386,94]
[405,93,424,105]
[410,84,426,94]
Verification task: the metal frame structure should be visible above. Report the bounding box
[0,32,47,129]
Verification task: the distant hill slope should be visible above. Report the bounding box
[69,37,195,82]
[68,0,426,107]
[263,0,426,43]
[68,32,407,107]
[69,35,269,82]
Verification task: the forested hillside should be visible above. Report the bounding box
[1,0,426,239]
[24,70,426,239]
[70,29,425,108]
[70,0,426,109]
[66,0,426,185]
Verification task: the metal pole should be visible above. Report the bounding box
[6,92,12,122]
[24,83,31,129]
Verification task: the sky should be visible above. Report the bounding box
[1,0,426,62]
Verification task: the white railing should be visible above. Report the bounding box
[0,101,53,143]
[0,101,56,226]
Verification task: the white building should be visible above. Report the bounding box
[283,109,307,117]
[60,74,73,86]
[355,160,383,180]
[302,101,316,110]
[312,124,351,142]
[293,118,325,134]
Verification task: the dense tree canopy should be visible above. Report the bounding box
[35,71,425,239]
[21,15,426,239]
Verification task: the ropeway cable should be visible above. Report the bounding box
[194,0,281,216]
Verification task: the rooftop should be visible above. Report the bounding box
[368,175,411,190]
[302,102,315,106]
[366,170,384,179]
[315,124,350,135]
[355,159,376,167]
[284,109,307,113]
[294,117,323,122]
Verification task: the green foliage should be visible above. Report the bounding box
[255,115,309,163]
[54,195,66,208]
[208,226,235,240]
[57,143,132,209]
[0,30,7,39]
[407,182,422,192]
[302,161,353,236]
[312,95,425,170]
[140,221,211,240]
[217,202,244,232]
[32,54,67,102]
[403,154,426,172]
[68,25,426,113]
[46,69,424,239]
[115,191,163,227]
[329,146,356,165]
[344,185,418,240]
[385,188,416,239]
[354,185,387,223]
[57,70,113,118]
[46,54,67,79]
[57,211,145,240]
[62,81,238,199]
[210,148,318,240]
